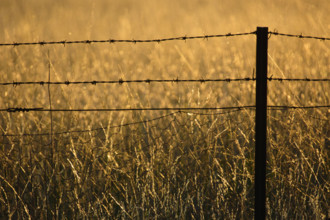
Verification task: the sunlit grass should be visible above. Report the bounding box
[0,0,329,219]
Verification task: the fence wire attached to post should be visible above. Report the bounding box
[255,27,268,220]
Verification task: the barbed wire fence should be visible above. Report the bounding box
[0,77,329,87]
[0,27,329,219]
[0,31,329,47]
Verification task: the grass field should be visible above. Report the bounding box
[0,0,329,219]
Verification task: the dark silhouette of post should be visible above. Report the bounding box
[255,27,268,219]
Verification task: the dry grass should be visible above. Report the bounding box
[0,0,329,219]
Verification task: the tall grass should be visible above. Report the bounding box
[0,0,329,218]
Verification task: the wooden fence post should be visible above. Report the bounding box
[255,26,268,219]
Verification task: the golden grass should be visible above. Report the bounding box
[0,0,329,218]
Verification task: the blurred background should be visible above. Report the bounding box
[0,0,329,129]
[0,0,329,41]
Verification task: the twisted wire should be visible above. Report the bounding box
[0,32,256,47]
[269,31,330,41]
[0,30,328,48]
[267,78,330,82]
[1,106,256,113]
[2,77,330,86]
[0,78,255,86]
[2,105,329,113]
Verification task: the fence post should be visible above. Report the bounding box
[255,26,268,219]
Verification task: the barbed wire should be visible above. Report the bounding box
[269,31,330,41]
[267,78,330,82]
[2,105,328,139]
[0,30,328,48]
[0,31,328,48]
[0,78,256,86]
[1,106,256,113]
[1,29,329,142]
[0,32,255,47]
[1,105,329,113]
[1,77,330,86]
[1,108,244,137]
[268,105,330,110]
[2,111,177,137]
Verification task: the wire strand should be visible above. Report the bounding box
[269,32,330,41]
[268,78,330,82]
[2,105,329,113]
[1,31,328,48]
[0,32,256,47]
[1,109,243,137]
[2,105,328,138]
[2,77,329,86]
[1,106,256,112]
[0,78,256,86]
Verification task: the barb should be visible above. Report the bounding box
[5,107,44,112]
[1,106,255,113]
[269,31,330,41]
[0,78,256,86]
[267,78,330,82]
[1,109,243,137]
[0,32,256,47]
